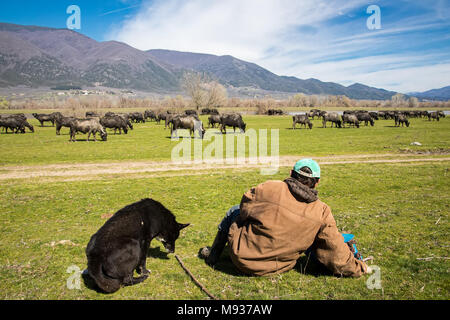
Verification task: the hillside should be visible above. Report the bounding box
[0,22,403,99]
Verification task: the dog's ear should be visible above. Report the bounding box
[178,223,190,230]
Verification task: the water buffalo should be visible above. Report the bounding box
[395,114,410,127]
[100,115,128,134]
[0,116,34,133]
[309,109,321,120]
[184,109,198,116]
[220,114,246,133]
[356,112,374,126]
[267,109,284,115]
[165,113,183,130]
[32,113,57,127]
[171,116,205,139]
[116,113,133,130]
[129,112,145,123]
[156,112,170,125]
[55,114,76,135]
[369,112,379,120]
[144,110,157,122]
[427,112,440,121]
[208,114,221,128]
[322,112,342,128]
[292,114,312,129]
[201,108,219,115]
[342,114,360,128]
[86,111,100,118]
[3,114,34,133]
[69,118,107,142]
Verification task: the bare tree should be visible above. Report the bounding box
[202,81,227,109]
[182,72,227,110]
[182,72,206,110]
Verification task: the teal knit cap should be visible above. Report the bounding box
[293,158,321,178]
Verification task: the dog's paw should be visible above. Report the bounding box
[137,266,151,275]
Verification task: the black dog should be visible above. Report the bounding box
[85,198,189,293]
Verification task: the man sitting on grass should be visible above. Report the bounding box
[199,159,370,277]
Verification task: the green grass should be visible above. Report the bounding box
[0,162,448,300]
[0,115,449,165]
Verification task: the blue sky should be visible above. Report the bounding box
[1,0,449,93]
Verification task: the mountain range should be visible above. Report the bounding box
[408,86,450,101]
[0,22,447,100]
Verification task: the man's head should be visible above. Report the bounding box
[291,158,320,189]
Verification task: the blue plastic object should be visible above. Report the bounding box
[341,233,363,260]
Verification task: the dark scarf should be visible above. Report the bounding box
[283,177,318,203]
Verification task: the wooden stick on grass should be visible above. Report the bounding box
[175,254,219,300]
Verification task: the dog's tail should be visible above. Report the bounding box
[88,258,121,294]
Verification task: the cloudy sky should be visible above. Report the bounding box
[1,0,449,93]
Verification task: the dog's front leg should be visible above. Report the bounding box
[136,239,151,275]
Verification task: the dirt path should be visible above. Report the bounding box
[1,153,449,181]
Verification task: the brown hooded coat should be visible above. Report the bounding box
[227,179,367,277]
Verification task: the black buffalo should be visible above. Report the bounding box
[69,118,107,142]
[220,114,246,133]
[171,116,205,139]
[342,114,360,128]
[208,114,221,128]
[100,115,129,134]
[356,112,374,126]
[55,114,76,135]
[32,113,58,126]
[292,114,312,129]
[322,112,342,128]
[395,114,410,127]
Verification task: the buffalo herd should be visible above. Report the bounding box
[0,108,446,140]
[291,109,445,130]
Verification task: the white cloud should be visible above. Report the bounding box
[108,0,365,61]
[106,0,450,93]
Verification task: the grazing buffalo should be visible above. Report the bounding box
[165,113,183,130]
[86,111,100,118]
[220,114,246,133]
[428,112,440,121]
[356,112,374,126]
[309,109,321,120]
[156,112,170,125]
[0,115,34,134]
[184,109,198,116]
[4,114,34,133]
[322,112,342,128]
[32,113,57,127]
[100,115,128,134]
[369,112,379,120]
[267,109,284,115]
[292,114,312,129]
[55,114,76,135]
[144,110,157,122]
[201,108,219,115]
[342,114,360,128]
[171,116,205,139]
[69,118,107,142]
[129,112,145,123]
[116,113,133,130]
[395,114,410,127]
[208,114,222,128]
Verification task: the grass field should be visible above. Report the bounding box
[0,114,449,165]
[0,112,449,300]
